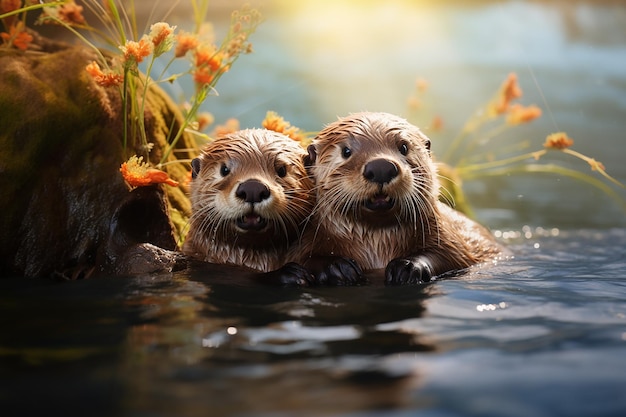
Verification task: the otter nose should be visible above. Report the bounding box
[363,159,398,185]
[236,179,271,204]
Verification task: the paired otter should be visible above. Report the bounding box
[183,129,316,285]
[184,115,504,286]
[302,112,504,284]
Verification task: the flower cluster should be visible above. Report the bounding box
[406,76,442,132]
[175,31,199,58]
[262,111,307,142]
[39,0,87,27]
[43,2,260,189]
[85,61,124,87]
[506,103,542,125]
[149,22,175,57]
[431,72,543,164]
[539,132,618,185]
[0,20,31,50]
[192,44,226,86]
[212,118,240,139]
[188,6,261,92]
[544,132,574,150]
[120,36,154,68]
[1,0,33,51]
[490,73,523,115]
[405,72,623,201]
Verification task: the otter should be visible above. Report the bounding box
[302,112,505,285]
[184,128,317,285]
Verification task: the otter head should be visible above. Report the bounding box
[189,129,314,249]
[306,112,438,229]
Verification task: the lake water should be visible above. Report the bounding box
[3,1,626,416]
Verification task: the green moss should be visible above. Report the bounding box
[0,38,195,277]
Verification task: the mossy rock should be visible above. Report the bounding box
[0,34,194,278]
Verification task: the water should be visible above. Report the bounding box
[202,0,626,229]
[2,228,626,416]
[3,1,626,416]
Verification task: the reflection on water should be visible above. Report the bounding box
[116,270,439,416]
[2,229,626,416]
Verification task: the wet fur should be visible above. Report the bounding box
[184,129,314,273]
[302,112,503,283]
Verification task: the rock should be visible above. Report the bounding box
[0,34,194,278]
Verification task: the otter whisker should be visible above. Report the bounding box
[300,111,504,278]
[184,129,314,273]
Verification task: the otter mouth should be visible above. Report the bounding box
[236,213,268,231]
[364,193,395,211]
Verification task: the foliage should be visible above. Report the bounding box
[1,0,261,189]
[405,73,625,211]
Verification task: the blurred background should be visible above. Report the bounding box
[159,0,626,228]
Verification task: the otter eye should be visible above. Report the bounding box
[191,158,202,180]
[220,163,230,177]
[341,146,352,159]
[276,164,287,178]
[398,142,409,156]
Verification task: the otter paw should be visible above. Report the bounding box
[258,262,315,286]
[310,256,365,286]
[385,257,433,285]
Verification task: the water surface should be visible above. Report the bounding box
[3,1,626,416]
[2,228,626,416]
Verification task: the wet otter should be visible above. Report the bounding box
[303,112,504,285]
[184,129,316,285]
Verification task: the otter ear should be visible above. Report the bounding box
[304,144,317,167]
[424,139,431,156]
[191,157,202,180]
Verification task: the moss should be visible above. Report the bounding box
[0,36,194,277]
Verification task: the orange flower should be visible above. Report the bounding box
[1,22,33,51]
[149,22,176,57]
[262,111,306,142]
[57,0,86,25]
[506,104,542,125]
[195,45,224,72]
[492,72,523,115]
[192,46,227,87]
[120,36,153,66]
[120,156,179,188]
[192,67,214,85]
[544,132,574,150]
[174,31,199,57]
[415,77,429,93]
[196,112,214,131]
[85,61,124,87]
[430,115,444,131]
[501,72,523,101]
[213,118,240,138]
[406,96,421,110]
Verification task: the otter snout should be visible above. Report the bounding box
[363,158,398,185]
[236,179,271,204]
